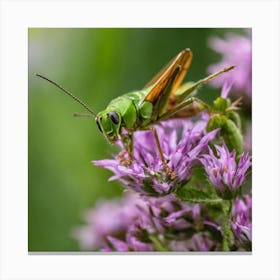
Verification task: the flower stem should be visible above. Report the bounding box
[221,200,234,251]
[149,234,169,252]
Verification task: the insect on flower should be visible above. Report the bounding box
[36,49,234,178]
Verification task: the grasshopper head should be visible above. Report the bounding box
[95,110,121,143]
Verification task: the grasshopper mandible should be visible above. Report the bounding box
[36,49,234,178]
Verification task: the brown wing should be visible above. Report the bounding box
[143,55,177,89]
[144,49,193,104]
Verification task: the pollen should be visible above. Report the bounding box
[222,165,228,172]
[212,167,219,176]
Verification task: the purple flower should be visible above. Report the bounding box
[73,191,222,251]
[208,30,252,99]
[138,195,200,232]
[220,81,234,99]
[231,195,252,249]
[200,144,251,199]
[169,232,220,252]
[72,192,143,250]
[103,195,203,251]
[93,119,219,196]
[103,234,155,252]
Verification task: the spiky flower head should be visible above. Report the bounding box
[93,119,219,196]
[200,144,251,199]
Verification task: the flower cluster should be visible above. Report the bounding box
[93,119,219,196]
[74,116,251,252]
[74,191,221,252]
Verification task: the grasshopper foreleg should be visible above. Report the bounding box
[118,133,134,166]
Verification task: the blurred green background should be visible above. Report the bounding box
[28,28,245,251]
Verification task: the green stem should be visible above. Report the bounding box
[221,200,234,251]
[179,198,223,204]
[149,234,168,252]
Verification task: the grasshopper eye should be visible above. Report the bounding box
[95,118,102,133]
[108,111,119,124]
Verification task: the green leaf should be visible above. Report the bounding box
[206,115,243,156]
[176,167,222,204]
[221,119,243,156]
[176,186,222,204]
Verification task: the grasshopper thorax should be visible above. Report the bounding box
[95,109,122,143]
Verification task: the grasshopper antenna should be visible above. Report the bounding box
[35,73,96,117]
[73,112,96,118]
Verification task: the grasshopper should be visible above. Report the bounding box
[36,49,234,178]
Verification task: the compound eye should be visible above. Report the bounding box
[108,111,119,125]
[95,118,102,133]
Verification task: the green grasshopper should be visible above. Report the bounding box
[36,49,234,178]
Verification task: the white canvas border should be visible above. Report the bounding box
[0,0,280,279]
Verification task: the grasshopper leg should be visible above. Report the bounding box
[150,127,176,179]
[118,133,134,166]
[160,97,210,121]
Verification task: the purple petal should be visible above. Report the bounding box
[107,236,129,252]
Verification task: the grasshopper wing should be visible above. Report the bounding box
[144,49,193,102]
[143,49,193,118]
